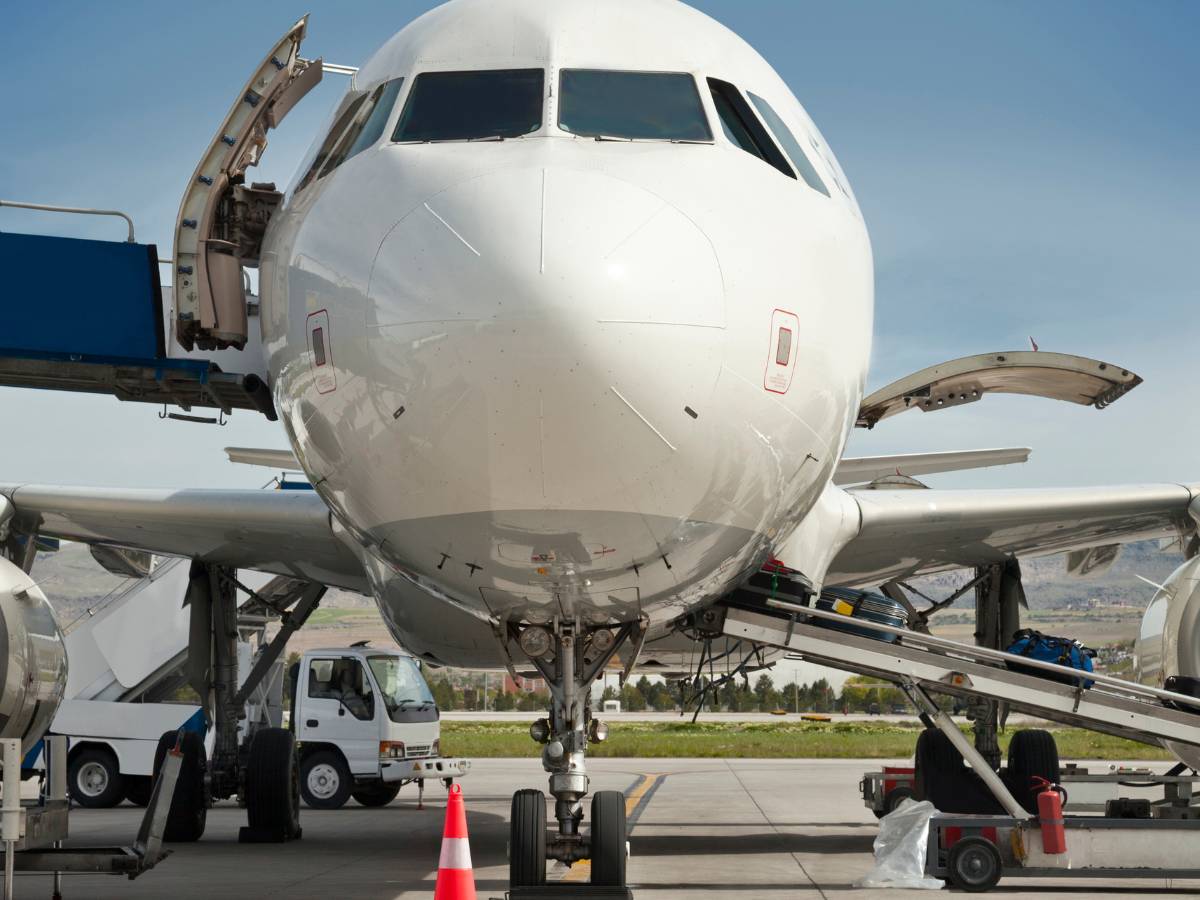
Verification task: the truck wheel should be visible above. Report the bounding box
[245,727,302,839]
[946,835,1002,892]
[153,730,208,841]
[300,749,352,810]
[124,776,153,807]
[352,782,401,807]
[590,790,627,886]
[68,747,125,808]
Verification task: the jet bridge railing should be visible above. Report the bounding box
[0,198,136,242]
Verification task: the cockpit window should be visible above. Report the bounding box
[393,69,544,142]
[707,78,795,181]
[345,78,406,160]
[319,78,405,178]
[296,93,369,192]
[558,70,712,142]
[747,92,829,197]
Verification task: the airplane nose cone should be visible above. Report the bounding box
[363,167,729,516]
[367,167,725,328]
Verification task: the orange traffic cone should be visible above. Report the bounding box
[434,784,476,900]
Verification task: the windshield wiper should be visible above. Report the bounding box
[396,698,434,709]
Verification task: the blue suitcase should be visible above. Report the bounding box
[1006,629,1095,688]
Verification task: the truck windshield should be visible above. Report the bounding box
[367,655,435,720]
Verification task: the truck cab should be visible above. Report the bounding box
[290,645,467,809]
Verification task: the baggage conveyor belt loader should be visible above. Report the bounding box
[716,598,1200,892]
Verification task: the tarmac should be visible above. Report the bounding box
[34,758,1200,899]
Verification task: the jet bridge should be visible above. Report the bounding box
[0,218,275,421]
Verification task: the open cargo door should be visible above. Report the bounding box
[856,351,1142,429]
[173,17,323,351]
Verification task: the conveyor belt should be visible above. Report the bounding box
[721,602,1200,751]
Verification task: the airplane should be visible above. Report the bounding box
[1,0,1197,891]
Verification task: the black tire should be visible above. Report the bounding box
[246,727,302,838]
[1007,729,1060,813]
[946,835,1002,892]
[68,747,125,808]
[124,776,153,807]
[352,781,402,807]
[883,786,916,815]
[914,728,962,802]
[153,730,207,841]
[299,748,351,810]
[509,789,547,887]
[590,790,627,887]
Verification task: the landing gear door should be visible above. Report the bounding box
[172,16,323,352]
[856,351,1142,428]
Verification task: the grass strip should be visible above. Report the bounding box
[440,719,1173,760]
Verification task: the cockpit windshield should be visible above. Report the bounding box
[393,69,544,142]
[558,70,712,142]
[367,654,435,722]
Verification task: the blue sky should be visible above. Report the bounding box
[1,0,1197,490]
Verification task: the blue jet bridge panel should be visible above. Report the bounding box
[0,231,275,419]
[1,232,164,362]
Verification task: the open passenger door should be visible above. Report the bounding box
[172,17,323,351]
[856,351,1142,429]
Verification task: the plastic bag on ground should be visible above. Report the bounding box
[854,798,945,890]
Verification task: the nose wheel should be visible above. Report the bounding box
[589,791,627,886]
[508,790,629,892]
[502,619,643,896]
[510,789,548,887]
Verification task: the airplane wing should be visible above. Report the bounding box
[833,447,1031,485]
[0,484,367,591]
[826,482,1199,587]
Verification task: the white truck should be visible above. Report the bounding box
[290,645,468,809]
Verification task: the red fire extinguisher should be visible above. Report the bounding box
[1031,776,1067,854]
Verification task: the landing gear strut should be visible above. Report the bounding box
[503,619,641,895]
[153,562,324,843]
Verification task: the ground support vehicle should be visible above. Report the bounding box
[925,813,1200,892]
[290,647,469,810]
[715,597,1200,892]
[0,735,180,899]
[862,764,1200,819]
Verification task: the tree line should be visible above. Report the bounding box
[423,672,911,715]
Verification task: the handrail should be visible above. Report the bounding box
[762,596,1200,711]
[0,198,136,243]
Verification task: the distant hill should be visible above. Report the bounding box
[31,538,1182,653]
[911,539,1182,612]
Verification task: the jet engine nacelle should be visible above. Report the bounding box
[0,555,67,756]
[1136,555,1200,769]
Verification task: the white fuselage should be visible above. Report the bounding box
[258,0,873,667]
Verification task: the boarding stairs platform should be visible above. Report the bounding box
[63,557,280,706]
[718,599,1200,754]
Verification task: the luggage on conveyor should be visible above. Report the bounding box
[814,588,908,644]
[1005,629,1095,688]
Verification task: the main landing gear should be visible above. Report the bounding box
[502,620,643,897]
[152,562,324,844]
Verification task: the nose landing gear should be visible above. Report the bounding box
[502,620,641,897]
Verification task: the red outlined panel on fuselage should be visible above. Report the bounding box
[307,309,337,394]
[764,309,799,394]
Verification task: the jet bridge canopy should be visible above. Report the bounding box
[856,351,1142,429]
